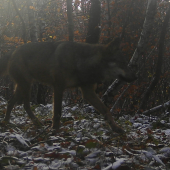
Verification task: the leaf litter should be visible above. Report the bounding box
[0,98,170,170]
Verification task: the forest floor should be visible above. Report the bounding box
[0,97,170,170]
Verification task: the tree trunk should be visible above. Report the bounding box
[121,0,135,40]
[107,0,111,42]
[67,0,74,42]
[27,0,38,42]
[102,0,157,105]
[81,0,85,14]
[129,0,157,67]
[138,3,170,111]
[37,1,46,42]
[86,0,101,44]
[11,0,26,43]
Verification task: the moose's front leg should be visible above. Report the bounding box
[81,84,125,134]
[52,86,64,130]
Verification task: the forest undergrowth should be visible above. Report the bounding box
[0,97,170,170]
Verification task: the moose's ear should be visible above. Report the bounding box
[106,37,121,51]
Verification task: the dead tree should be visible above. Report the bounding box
[138,3,170,111]
[142,100,170,115]
[102,0,158,107]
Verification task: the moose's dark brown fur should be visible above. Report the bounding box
[0,38,136,133]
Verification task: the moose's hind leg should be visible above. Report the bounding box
[3,85,20,122]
